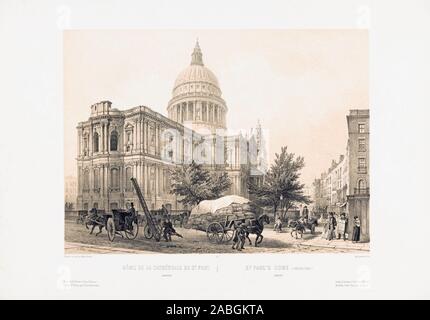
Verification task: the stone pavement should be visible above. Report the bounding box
[263,228,370,252]
[65,242,153,254]
[295,237,370,251]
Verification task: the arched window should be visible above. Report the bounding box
[358,179,367,190]
[125,167,132,191]
[111,168,119,190]
[93,132,99,152]
[110,131,118,151]
[83,134,89,156]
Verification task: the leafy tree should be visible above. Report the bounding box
[248,146,311,219]
[170,161,232,207]
[209,171,232,198]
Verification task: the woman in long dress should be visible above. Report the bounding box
[352,216,361,243]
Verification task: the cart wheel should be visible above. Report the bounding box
[223,229,234,242]
[107,218,116,242]
[144,224,153,239]
[207,222,224,243]
[125,220,139,240]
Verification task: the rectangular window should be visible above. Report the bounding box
[358,139,366,151]
[358,158,366,173]
[358,123,365,133]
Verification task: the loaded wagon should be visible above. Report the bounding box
[186,196,263,244]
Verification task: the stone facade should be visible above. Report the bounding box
[312,109,369,241]
[346,109,370,241]
[76,42,266,212]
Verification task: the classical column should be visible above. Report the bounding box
[77,131,81,157]
[140,118,144,153]
[89,125,93,156]
[155,124,158,156]
[134,161,138,182]
[106,124,110,153]
[134,119,138,152]
[194,101,197,121]
[157,124,161,156]
[145,121,149,152]
[145,163,149,196]
[123,126,127,152]
[140,161,145,193]
[100,124,104,153]
[155,166,159,198]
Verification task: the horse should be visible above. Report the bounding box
[243,214,270,247]
[289,217,318,234]
[171,211,190,227]
[290,217,319,238]
[85,209,106,236]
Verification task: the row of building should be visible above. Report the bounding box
[312,109,370,242]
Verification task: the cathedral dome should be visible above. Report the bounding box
[174,65,220,90]
[167,41,227,131]
[172,41,222,98]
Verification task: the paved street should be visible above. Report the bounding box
[65,220,369,254]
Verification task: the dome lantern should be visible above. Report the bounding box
[191,40,204,66]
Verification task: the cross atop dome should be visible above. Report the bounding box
[191,39,204,66]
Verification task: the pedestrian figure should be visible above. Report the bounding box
[274,216,283,233]
[125,202,136,230]
[352,216,361,243]
[321,216,328,239]
[162,217,183,242]
[337,212,348,240]
[326,212,337,241]
[302,206,309,219]
[232,222,247,251]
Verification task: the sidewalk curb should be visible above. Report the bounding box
[297,242,370,252]
[65,241,152,254]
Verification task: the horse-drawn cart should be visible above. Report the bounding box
[105,209,139,242]
[206,217,237,244]
[289,217,318,239]
[187,196,268,246]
